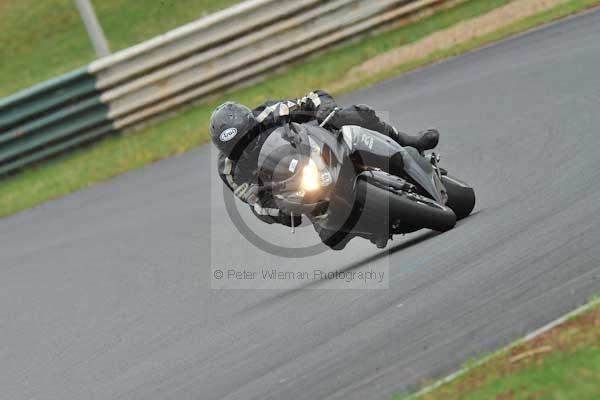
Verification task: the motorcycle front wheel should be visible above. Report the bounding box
[441,175,476,220]
[354,179,457,233]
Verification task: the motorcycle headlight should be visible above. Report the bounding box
[301,159,320,191]
[300,158,332,192]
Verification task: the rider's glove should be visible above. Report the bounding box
[233,182,260,205]
[273,102,291,123]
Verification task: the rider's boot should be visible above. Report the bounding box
[391,128,439,153]
[331,105,439,153]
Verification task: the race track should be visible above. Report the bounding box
[2,9,600,399]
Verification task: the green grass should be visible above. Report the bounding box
[410,348,600,400]
[460,349,600,399]
[1,0,599,218]
[395,299,600,400]
[0,0,239,97]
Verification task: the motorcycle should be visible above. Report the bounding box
[255,110,476,249]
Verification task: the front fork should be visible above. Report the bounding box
[429,152,442,180]
[429,152,449,205]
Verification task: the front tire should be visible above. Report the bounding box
[355,179,457,233]
[441,175,476,220]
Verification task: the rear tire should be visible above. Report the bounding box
[441,175,476,220]
[355,179,457,233]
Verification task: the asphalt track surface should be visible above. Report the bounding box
[2,9,600,400]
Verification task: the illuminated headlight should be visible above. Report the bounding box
[300,159,333,192]
[301,159,321,191]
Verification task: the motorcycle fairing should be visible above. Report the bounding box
[340,125,445,203]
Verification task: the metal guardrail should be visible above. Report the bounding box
[0,0,450,176]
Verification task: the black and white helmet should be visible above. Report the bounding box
[210,102,256,159]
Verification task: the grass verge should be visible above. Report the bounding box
[1,0,599,218]
[0,0,239,97]
[395,298,600,400]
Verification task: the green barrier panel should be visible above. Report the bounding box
[0,97,103,145]
[0,123,115,176]
[0,67,98,130]
[0,66,111,175]
[0,103,110,164]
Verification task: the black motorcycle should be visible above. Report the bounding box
[256,111,475,249]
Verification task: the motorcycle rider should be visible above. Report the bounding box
[210,90,439,248]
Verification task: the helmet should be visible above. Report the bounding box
[210,102,256,159]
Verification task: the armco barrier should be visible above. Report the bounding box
[0,0,450,175]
